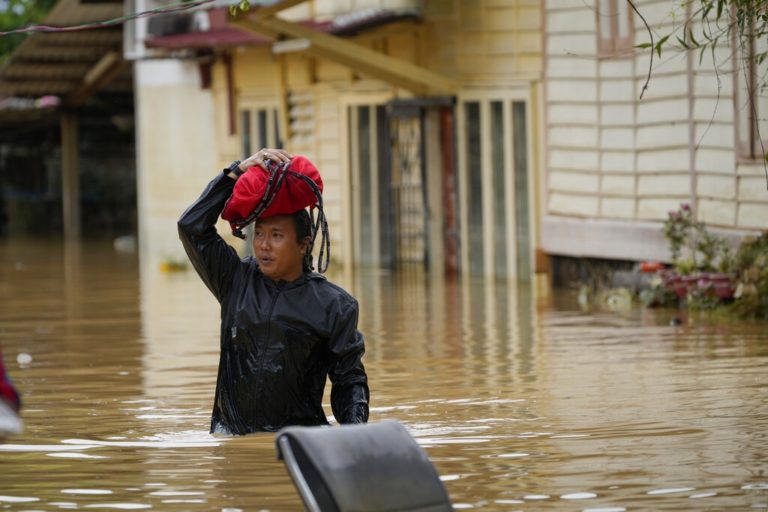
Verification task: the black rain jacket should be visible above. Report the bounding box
[178,173,369,435]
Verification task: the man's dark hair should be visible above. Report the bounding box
[291,208,312,242]
[291,209,313,271]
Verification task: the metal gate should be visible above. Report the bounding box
[389,110,427,267]
[378,98,457,272]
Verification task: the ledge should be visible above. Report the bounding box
[540,215,753,263]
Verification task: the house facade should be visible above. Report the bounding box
[131,0,764,280]
[130,0,544,280]
[541,0,766,263]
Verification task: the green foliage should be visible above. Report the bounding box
[655,206,768,318]
[731,232,768,318]
[636,0,768,163]
[662,203,694,264]
[662,203,732,274]
[0,0,58,61]
[228,0,250,17]
[648,0,768,61]
[639,276,678,307]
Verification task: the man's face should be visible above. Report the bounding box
[252,215,308,282]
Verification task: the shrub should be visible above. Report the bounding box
[731,232,768,319]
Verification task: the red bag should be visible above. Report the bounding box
[0,348,20,411]
[221,155,330,272]
[221,155,323,232]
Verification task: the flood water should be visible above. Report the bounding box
[1,238,766,511]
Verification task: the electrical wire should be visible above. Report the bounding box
[0,0,216,37]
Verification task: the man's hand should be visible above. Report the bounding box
[238,148,292,173]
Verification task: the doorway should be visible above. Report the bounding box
[348,98,457,273]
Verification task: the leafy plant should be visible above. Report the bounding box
[731,232,768,318]
[662,203,734,274]
[632,0,768,182]
[634,0,768,83]
[662,203,694,264]
[0,0,57,62]
[639,274,678,308]
[695,222,729,272]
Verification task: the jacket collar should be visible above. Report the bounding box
[259,269,326,290]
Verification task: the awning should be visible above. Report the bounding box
[145,8,332,50]
[143,6,419,51]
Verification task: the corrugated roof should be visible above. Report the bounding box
[0,0,131,100]
[145,7,275,50]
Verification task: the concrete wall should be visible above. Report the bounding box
[135,59,221,263]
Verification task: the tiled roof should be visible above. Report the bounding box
[0,0,130,102]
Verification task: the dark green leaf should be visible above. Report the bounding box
[688,28,700,47]
[677,35,691,49]
[656,34,670,58]
[635,43,653,49]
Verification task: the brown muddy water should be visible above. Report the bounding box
[0,238,766,511]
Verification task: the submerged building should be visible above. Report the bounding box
[3,0,762,279]
[129,0,543,280]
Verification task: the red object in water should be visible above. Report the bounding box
[0,349,20,411]
[640,261,664,273]
[221,155,323,224]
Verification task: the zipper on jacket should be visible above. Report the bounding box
[253,286,281,395]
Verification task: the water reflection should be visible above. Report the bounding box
[0,239,766,511]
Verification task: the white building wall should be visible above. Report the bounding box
[135,60,220,264]
[542,0,765,262]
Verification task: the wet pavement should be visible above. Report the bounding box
[0,238,766,510]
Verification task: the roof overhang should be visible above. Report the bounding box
[231,4,457,96]
[144,8,331,51]
[0,0,131,113]
[148,0,457,97]
[234,15,456,96]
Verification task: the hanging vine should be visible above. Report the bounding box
[631,0,768,187]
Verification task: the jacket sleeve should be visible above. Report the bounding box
[177,173,241,303]
[328,299,370,424]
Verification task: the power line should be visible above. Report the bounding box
[0,0,216,36]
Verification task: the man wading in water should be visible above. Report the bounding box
[178,148,369,435]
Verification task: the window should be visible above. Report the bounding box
[465,101,484,276]
[350,103,408,268]
[238,104,281,254]
[350,105,378,265]
[597,0,634,57]
[734,32,768,160]
[239,106,282,158]
[458,95,532,280]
